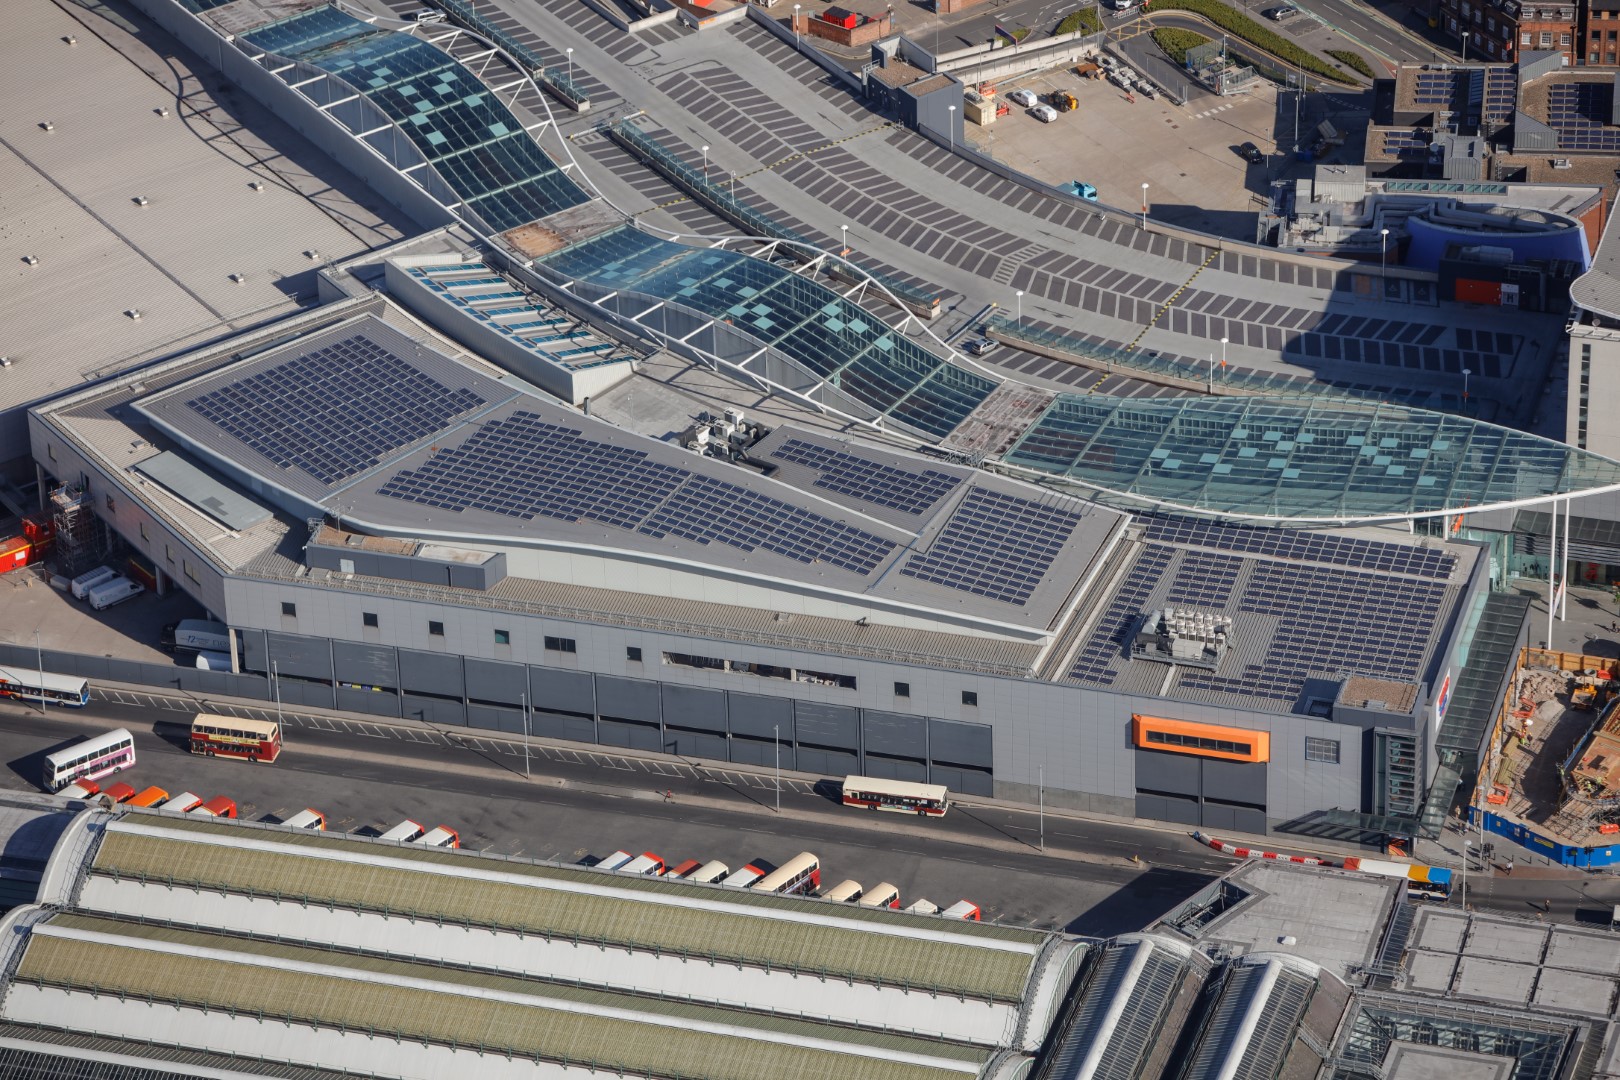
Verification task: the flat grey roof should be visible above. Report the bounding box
[0,0,391,445]
[133,450,271,531]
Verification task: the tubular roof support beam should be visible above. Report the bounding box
[319,95,361,112]
[631,301,666,322]
[401,162,430,173]
[464,48,498,63]
[289,74,327,89]
[493,78,528,94]
[357,125,394,139]
[524,120,550,133]
[596,291,619,305]
[267,62,293,75]
[678,320,715,345]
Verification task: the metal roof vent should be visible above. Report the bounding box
[22,255,38,266]
[39,121,54,132]
[249,181,264,192]
[64,35,77,45]
[0,357,13,368]
[156,106,170,118]
[229,273,247,285]
[125,309,142,320]
[304,249,321,260]
[132,196,149,206]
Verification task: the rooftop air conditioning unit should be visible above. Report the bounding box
[132,196,149,206]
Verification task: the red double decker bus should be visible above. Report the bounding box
[190,713,282,763]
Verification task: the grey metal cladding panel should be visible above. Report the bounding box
[468,703,525,733]
[1137,792,1200,826]
[863,711,926,758]
[930,763,992,795]
[796,745,858,776]
[534,709,596,744]
[133,450,271,531]
[599,718,662,752]
[929,717,993,767]
[398,649,464,697]
[732,733,795,770]
[1203,803,1269,835]
[663,683,727,733]
[1202,760,1267,805]
[597,676,661,722]
[667,729,728,760]
[465,657,527,704]
[532,666,595,715]
[448,563,491,590]
[401,693,466,726]
[336,686,399,717]
[794,701,859,748]
[862,754,929,783]
[728,692,792,738]
[266,632,332,680]
[1135,749,1201,795]
[332,641,399,687]
[239,629,269,673]
[277,679,335,710]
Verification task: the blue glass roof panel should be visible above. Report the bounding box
[1006,396,1620,522]
[242,7,588,232]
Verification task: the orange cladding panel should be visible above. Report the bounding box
[1131,714,1270,763]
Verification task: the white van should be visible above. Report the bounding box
[281,808,326,831]
[159,791,203,813]
[70,566,116,600]
[87,576,143,611]
[193,651,233,671]
[164,619,230,653]
[380,819,425,842]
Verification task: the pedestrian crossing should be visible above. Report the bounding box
[1189,102,1238,119]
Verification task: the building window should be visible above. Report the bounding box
[1562,31,1572,44]
[363,612,379,628]
[1305,737,1342,764]
[962,690,978,707]
[281,602,296,618]
[429,621,445,637]
[895,681,911,698]
[139,521,148,541]
[1541,30,1553,44]
[46,443,55,461]
[183,560,200,586]
[626,646,643,662]
[164,544,173,564]
[545,635,576,653]
[1580,342,1592,448]
[494,629,511,646]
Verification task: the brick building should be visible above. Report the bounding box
[1437,0,1577,64]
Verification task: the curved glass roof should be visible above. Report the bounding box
[242,6,589,233]
[1004,395,1620,522]
[540,226,998,438]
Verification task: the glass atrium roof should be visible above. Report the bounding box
[242,6,589,233]
[1005,395,1620,522]
[540,227,998,438]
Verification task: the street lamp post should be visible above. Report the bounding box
[1462,367,1471,406]
[840,223,849,256]
[1220,335,1228,378]
[522,691,529,778]
[774,723,781,813]
[35,629,45,716]
[1015,289,1023,327]
[1140,182,1149,229]
[948,105,956,152]
[701,144,709,183]
[1038,763,1044,853]
[1462,839,1471,908]
[793,3,801,45]
[566,46,573,82]
[272,660,282,728]
[1380,227,1390,286]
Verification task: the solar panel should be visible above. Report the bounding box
[378,412,897,576]
[772,438,960,516]
[1166,550,1242,607]
[185,334,487,486]
[899,488,1084,606]
[1069,544,1176,684]
[1139,516,1454,580]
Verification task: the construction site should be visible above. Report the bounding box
[1480,647,1620,866]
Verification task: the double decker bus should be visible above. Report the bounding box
[0,665,91,708]
[190,713,281,763]
[43,729,135,792]
[751,852,821,895]
[841,776,949,817]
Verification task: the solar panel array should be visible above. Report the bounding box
[771,438,961,516]
[1178,561,1445,704]
[1165,550,1242,608]
[378,412,897,575]
[185,335,487,486]
[1484,67,1516,124]
[1411,71,1459,106]
[1380,131,1430,159]
[1141,516,1455,580]
[899,489,1084,606]
[1069,544,1176,684]
[1546,83,1620,151]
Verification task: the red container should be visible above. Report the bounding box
[0,536,32,574]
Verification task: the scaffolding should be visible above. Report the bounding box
[48,486,109,579]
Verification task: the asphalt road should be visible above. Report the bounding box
[0,697,1227,936]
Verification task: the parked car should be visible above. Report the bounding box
[1030,104,1059,122]
[963,337,998,356]
[1238,141,1265,164]
[1064,181,1099,201]
[1264,5,1297,18]
[1008,88,1039,108]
